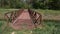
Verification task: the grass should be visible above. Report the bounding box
[0,9,60,34]
[0,20,60,34]
[32,20,60,34]
[0,9,60,19]
[0,9,60,15]
[37,9,60,15]
[0,21,7,34]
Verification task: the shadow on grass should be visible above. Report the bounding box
[44,19,60,27]
[0,19,7,21]
[44,19,60,23]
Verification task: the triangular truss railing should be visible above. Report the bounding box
[5,9,42,27]
[28,9,42,25]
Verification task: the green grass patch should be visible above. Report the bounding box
[32,20,60,34]
[0,21,7,34]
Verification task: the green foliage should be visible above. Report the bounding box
[0,0,60,9]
